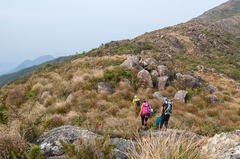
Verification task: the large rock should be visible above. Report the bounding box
[35,125,135,159]
[183,75,200,89]
[153,92,164,101]
[157,76,169,90]
[120,55,139,69]
[151,70,159,77]
[207,95,219,104]
[157,65,170,77]
[145,58,163,66]
[174,90,188,103]
[202,130,240,159]
[207,85,219,94]
[41,91,52,99]
[175,73,185,83]
[98,82,113,94]
[157,53,171,61]
[137,70,153,88]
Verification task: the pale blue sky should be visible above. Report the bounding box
[0,0,228,73]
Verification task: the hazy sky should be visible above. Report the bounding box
[0,0,228,73]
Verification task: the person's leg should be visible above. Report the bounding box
[144,117,148,126]
[160,115,166,129]
[164,115,170,128]
[141,115,145,126]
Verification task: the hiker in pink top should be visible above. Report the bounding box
[137,99,151,130]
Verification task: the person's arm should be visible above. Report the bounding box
[160,106,163,116]
[132,99,135,104]
[137,106,143,119]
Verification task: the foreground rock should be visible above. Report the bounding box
[137,70,153,87]
[36,126,135,158]
[66,94,74,103]
[120,55,139,69]
[176,73,201,89]
[202,130,240,159]
[157,53,171,61]
[151,70,159,77]
[174,90,188,103]
[98,82,114,94]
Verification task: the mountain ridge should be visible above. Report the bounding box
[7,55,55,74]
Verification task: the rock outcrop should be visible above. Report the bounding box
[120,55,139,69]
[66,94,74,103]
[137,70,153,87]
[202,130,240,159]
[98,82,114,94]
[207,85,219,94]
[123,79,131,86]
[35,125,135,158]
[174,90,188,103]
[196,65,206,72]
[183,75,200,89]
[157,76,169,90]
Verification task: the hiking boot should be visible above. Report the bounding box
[142,125,146,130]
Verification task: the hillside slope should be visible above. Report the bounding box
[1,1,240,158]
[197,0,240,34]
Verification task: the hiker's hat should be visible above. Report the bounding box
[164,97,168,101]
[134,95,137,98]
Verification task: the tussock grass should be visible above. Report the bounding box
[128,131,209,159]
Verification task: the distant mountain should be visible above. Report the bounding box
[0,55,70,87]
[8,55,55,74]
[197,0,240,34]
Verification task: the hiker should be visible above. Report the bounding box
[137,55,151,71]
[132,95,140,106]
[159,97,173,130]
[137,100,151,130]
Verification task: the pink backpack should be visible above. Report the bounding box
[142,103,151,115]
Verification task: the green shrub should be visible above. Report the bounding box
[104,67,132,85]
[28,144,41,159]
[25,90,38,99]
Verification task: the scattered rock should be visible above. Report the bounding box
[183,75,200,89]
[196,76,205,82]
[202,130,240,159]
[141,50,145,55]
[151,70,159,77]
[156,53,171,61]
[98,82,114,94]
[137,70,153,88]
[153,92,164,101]
[207,85,219,94]
[73,76,84,82]
[174,90,188,103]
[41,91,52,99]
[175,73,185,83]
[196,65,206,72]
[157,65,170,77]
[35,125,135,159]
[135,42,143,46]
[212,68,218,73]
[207,95,219,104]
[157,76,169,90]
[66,94,74,103]
[121,55,139,69]
[123,79,131,86]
